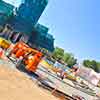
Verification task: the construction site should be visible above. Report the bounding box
[0,0,100,100]
[0,35,100,100]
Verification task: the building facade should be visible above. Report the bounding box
[29,23,54,52]
[0,0,14,26]
[0,0,49,43]
[8,0,48,34]
[0,0,54,52]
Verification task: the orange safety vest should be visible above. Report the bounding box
[26,53,42,72]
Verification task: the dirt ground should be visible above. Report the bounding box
[0,63,58,100]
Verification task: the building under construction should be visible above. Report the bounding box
[0,0,54,52]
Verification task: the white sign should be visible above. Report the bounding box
[76,67,100,86]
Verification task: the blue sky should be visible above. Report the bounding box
[39,0,100,61]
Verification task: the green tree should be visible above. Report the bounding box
[63,53,77,67]
[63,53,72,63]
[97,62,100,72]
[83,60,100,72]
[91,60,98,71]
[52,47,64,60]
[52,47,77,67]
[67,57,77,67]
[83,60,91,68]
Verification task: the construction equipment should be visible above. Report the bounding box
[0,37,11,49]
[7,41,43,72]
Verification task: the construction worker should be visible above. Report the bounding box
[25,52,43,72]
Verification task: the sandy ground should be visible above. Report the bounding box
[0,63,58,100]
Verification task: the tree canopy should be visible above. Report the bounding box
[83,60,100,72]
[52,47,100,72]
[52,47,77,67]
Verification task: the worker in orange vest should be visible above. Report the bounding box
[25,52,43,72]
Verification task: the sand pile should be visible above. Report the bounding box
[0,63,57,100]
